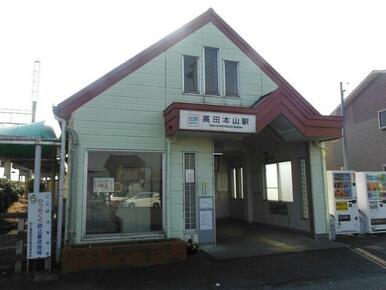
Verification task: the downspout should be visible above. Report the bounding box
[312,141,330,236]
[65,127,78,245]
[166,136,177,238]
[53,110,66,264]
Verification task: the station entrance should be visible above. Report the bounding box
[204,117,341,258]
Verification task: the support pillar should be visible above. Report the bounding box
[33,145,42,192]
[4,160,12,180]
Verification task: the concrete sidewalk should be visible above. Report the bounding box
[203,220,346,259]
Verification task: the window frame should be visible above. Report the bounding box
[81,149,166,242]
[182,55,200,95]
[203,46,220,96]
[378,108,386,129]
[223,60,240,97]
[183,152,198,232]
[264,163,279,201]
[230,167,244,200]
[264,160,294,203]
[299,158,310,220]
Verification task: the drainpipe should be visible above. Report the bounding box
[53,112,66,264]
[312,141,330,237]
[65,127,78,245]
[166,136,177,238]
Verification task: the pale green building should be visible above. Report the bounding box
[54,9,342,249]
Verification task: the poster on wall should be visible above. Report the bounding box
[199,197,213,209]
[199,210,213,231]
[198,196,215,245]
[27,192,51,259]
[185,169,195,183]
[93,177,114,193]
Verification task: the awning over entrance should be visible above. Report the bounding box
[164,88,343,141]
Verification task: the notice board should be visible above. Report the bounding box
[198,196,215,246]
[27,192,52,259]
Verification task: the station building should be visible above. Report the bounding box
[54,9,342,259]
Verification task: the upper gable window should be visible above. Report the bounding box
[378,109,386,129]
[183,55,199,94]
[204,47,219,95]
[224,60,239,97]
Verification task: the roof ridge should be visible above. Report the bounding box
[56,8,322,119]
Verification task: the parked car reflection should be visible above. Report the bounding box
[123,192,161,208]
[110,192,130,206]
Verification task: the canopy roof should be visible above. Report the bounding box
[0,121,60,169]
[0,121,57,140]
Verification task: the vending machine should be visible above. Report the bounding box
[357,172,386,233]
[327,171,360,234]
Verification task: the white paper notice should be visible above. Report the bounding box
[93,177,114,193]
[200,210,213,230]
[185,169,195,183]
[200,197,213,209]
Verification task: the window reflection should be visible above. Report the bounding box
[86,151,163,235]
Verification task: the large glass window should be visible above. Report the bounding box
[183,55,199,93]
[85,151,163,235]
[204,47,219,95]
[265,161,293,202]
[224,60,239,96]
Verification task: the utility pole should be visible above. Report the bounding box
[31,60,40,123]
[340,82,348,170]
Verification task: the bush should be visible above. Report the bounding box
[0,178,24,212]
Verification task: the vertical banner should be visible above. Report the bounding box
[27,192,52,259]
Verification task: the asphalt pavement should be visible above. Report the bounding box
[1,246,386,290]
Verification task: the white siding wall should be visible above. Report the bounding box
[309,143,329,236]
[69,22,275,243]
[167,136,214,239]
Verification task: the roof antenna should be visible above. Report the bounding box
[31,60,40,123]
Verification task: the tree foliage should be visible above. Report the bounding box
[0,178,24,212]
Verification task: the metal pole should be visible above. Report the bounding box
[340,82,348,170]
[55,119,66,263]
[33,144,42,192]
[4,161,12,180]
[31,101,37,123]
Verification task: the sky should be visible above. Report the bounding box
[1,0,386,131]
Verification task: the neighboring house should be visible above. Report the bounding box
[54,9,342,256]
[325,70,386,171]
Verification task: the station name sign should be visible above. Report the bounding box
[179,110,256,133]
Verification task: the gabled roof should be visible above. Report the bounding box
[331,70,386,115]
[55,8,321,119]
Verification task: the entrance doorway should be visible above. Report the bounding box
[211,123,318,256]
